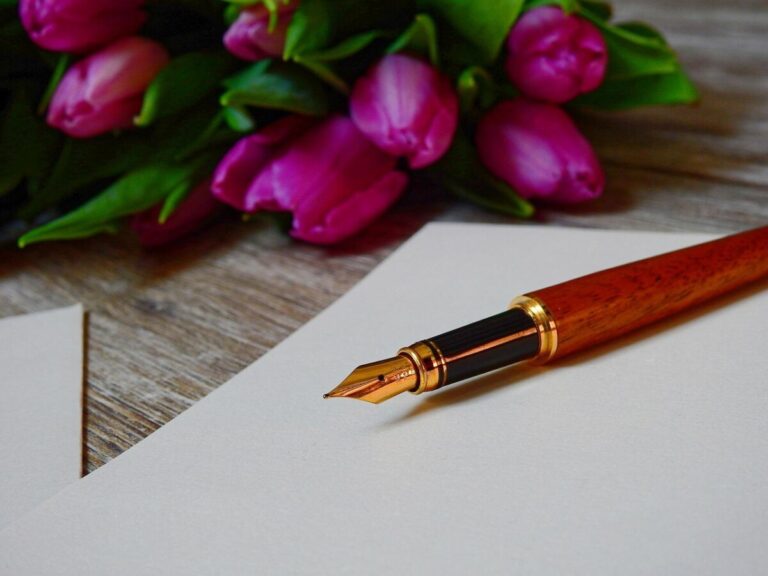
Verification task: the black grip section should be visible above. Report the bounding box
[431,308,539,386]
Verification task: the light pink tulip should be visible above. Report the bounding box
[350,54,458,168]
[476,99,604,204]
[131,180,224,247]
[505,6,607,103]
[214,115,408,244]
[223,0,298,61]
[19,0,146,53]
[46,37,169,138]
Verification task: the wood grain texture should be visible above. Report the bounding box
[530,226,768,358]
[0,0,767,473]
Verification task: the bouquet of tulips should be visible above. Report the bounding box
[1,0,696,247]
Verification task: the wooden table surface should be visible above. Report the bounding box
[1,0,767,473]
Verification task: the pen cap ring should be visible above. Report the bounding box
[509,295,558,362]
[399,342,445,395]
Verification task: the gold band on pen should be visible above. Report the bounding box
[399,295,558,396]
[509,295,558,362]
[399,341,445,395]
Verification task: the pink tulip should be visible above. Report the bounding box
[505,6,607,104]
[131,180,224,247]
[211,115,315,210]
[350,54,458,169]
[19,0,146,54]
[223,0,298,61]
[214,115,408,244]
[476,99,604,204]
[46,37,169,138]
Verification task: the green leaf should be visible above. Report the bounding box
[523,0,577,12]
[20,132,152,218]
[387,13,439,65]
[20,101,233,220]
[283,0,412,90]
[574,66,698,109]
[284,0,413,59]
[151,102,229,161]
[135,52,235,126]
[222,105,256,132]
[303,30,387,62]
[457,66,502,114]
[18,159,210,246]
[36,54,70,115]
[416,0,523,65]
[577,0,611,20]
[523,1,679,80]
[159,179,196,223]
[291,30,389,92]
[290,57,349,93]
[615,21,668,45]
[427,131,534,218]
[580,11,677,80]
[0,86,62,199]
[221,59,329,115]
[525,1,697,108]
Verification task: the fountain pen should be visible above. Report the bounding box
[324,225,768,404]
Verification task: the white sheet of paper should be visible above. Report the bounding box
[0,305,83,530]
[2,226,767,575]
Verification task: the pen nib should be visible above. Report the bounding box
[324,355,418,404]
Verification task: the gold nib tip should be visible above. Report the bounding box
[324,355,418,404]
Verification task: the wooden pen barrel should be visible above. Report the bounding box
[528,225,768,360]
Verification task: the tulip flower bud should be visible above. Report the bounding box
[350,54,458,169]
[46,37,169,138]
[215,115,407,244]
[476,99,604,204]
[505,6,607,104]
[131,180,224,247]
[19,0,146,54]
[212,115,315,210]
[223,0,298,61]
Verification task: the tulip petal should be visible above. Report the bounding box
[289,119,399,231]
[84,37,169,105]
[223,1,296,62]
[248,116,396,220]
[291,171,408,244]
[476,99,604,204]
[20,0,147,53]
[244,115,406,244]
[408,93,459,168]
[46,36,168,138]
[48,94,141,138]
[350,54,458,168]
[211,115,313,210]
[131,179,224,247]
[477,121,562,199]
[505,6,607,103]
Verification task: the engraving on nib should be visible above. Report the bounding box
[324,355,418,404]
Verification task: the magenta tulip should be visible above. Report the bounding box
[214,115,408,244]
[46,37,169,138]
[211,115,315,210]
[476,99,604,204]
[350,54,458,169]
[505,6,607,104]
[19,0,146,54]
[223,0,298,61]
[131,180,224,247]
